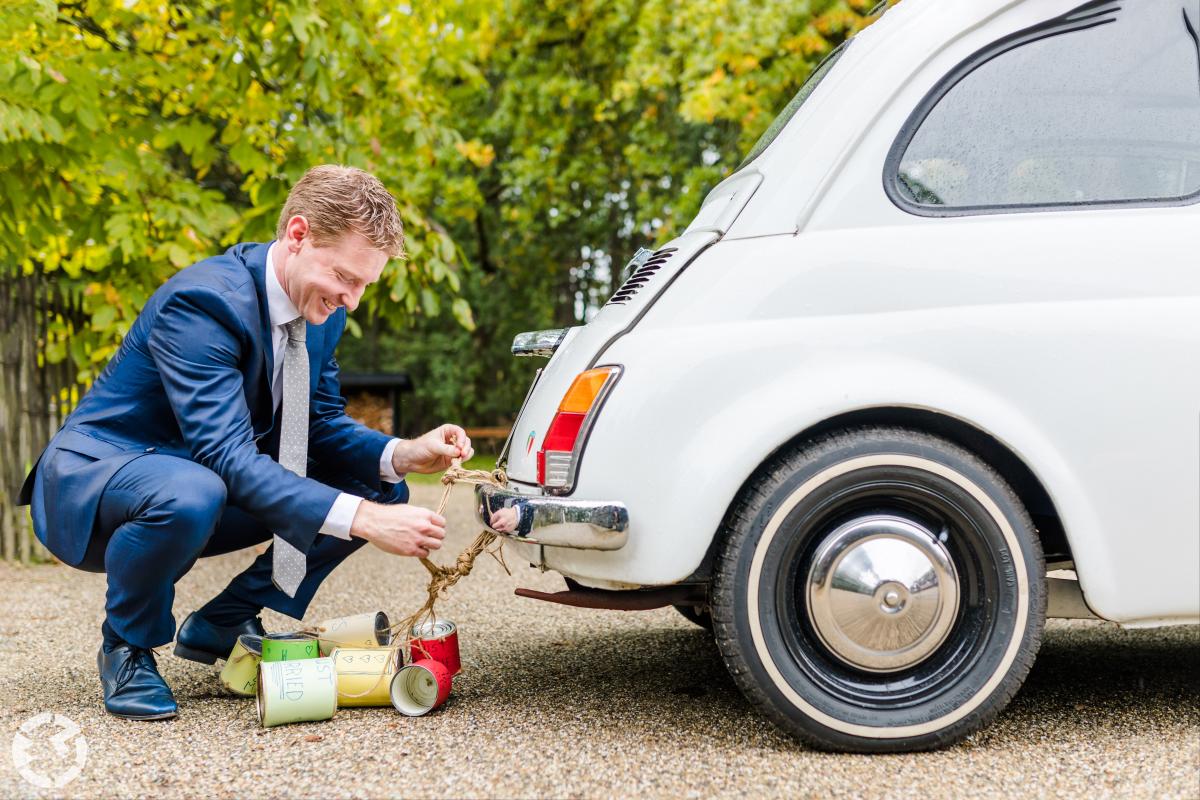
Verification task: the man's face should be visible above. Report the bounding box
[278,219,388,324]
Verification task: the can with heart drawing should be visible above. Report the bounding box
[331,646,401,707]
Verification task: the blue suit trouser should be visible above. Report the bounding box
[84,454,408,649]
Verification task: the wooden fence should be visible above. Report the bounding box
[0,271,84,564]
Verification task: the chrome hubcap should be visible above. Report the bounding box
[806,514,959,672]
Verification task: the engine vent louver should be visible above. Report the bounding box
[605,247,678,306]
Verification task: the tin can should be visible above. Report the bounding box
[409,619,461,676]
[261,633,319,663]
[256,657,338,728]
[389,658,452,716]
[316,611,391,656]
[219,634,263,697]
[331,647,401,707]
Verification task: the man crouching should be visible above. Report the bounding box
[18,165,473,720]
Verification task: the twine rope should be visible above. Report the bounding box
[389,461,510,640]
[309,461,509,699]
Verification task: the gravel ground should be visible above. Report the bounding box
[1,483,1197,799]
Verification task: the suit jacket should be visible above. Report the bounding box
[17,242,392,567]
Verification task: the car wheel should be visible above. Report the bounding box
[673,603,713,630]
[712,427,1045,752]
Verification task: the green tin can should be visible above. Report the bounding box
[256,657,338,728]
[261,633,319,663]
[219,634,264,697]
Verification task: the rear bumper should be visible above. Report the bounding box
[474,484,629,550]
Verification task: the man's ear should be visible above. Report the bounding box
[283,215,310,250]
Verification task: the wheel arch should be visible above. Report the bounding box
[688,406,1070,583]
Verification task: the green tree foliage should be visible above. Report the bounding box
[1,0,879,429]
[0,0,480,377]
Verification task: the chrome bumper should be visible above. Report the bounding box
[474,484,629,550]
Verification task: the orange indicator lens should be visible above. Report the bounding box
[559,368,615,413]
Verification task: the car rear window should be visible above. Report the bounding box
[888,0,1200,214]
[738,41,850,170]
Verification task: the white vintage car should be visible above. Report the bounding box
[475,0,1200,752]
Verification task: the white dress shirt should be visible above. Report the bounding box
[265,242,403,539]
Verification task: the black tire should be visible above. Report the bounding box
[712,427,1045,752]
[673,603,714,630]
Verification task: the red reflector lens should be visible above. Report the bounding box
[544,412,584,451]
[537,412,585,484]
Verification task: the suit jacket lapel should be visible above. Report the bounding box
[242,243,327,417]
[240,242,276,435]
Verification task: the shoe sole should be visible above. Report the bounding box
[107,709,178,721]
[173,642,221,665]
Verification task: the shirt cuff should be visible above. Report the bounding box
[380,438,406,483]
[319,493,362,540]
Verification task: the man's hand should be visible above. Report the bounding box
[350,501,446,558]
[391,424,475,475]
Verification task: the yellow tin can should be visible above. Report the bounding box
[256,657,337,728]
[332,647,401,707]
[315,612,391,656]
[219,634,263,697]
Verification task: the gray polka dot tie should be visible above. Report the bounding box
[272,317,309,598]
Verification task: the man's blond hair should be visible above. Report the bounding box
[276,165,405,258]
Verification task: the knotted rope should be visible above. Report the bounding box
[283,462,509,700]
[388,461,509,643]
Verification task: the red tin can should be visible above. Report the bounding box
[409,620,461,676]
[390,658,452,716]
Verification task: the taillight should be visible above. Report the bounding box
[537,366,622,491]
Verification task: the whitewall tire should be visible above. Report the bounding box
[711,427,1046,752]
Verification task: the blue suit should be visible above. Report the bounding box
[18,242,405,647]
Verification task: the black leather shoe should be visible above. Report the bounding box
[97,645,178,721]
[174,612,266,665]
